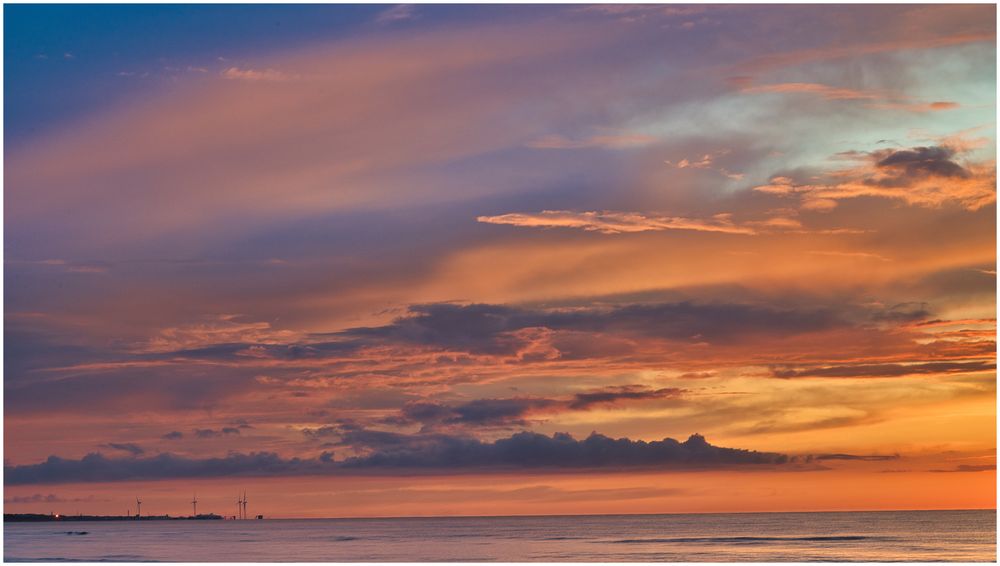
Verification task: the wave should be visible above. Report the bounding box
[6,556,157,563]
[609,535,878,544]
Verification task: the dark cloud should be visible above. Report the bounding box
[4,493,108,504]
[344,301,847,355]
[162,431,184,440]
[3,325,110,383]
[930,464,995,473]
[344,303,528,355]
[395,386,684,428]
[874,146,970,182]
[334,426,415,449]
[5,451,337,485]
[5,297,930,418]
[450,398,560,424]
[99,442,145,456]
[301,425,340,440]
[569,386,684,410]
[868,302,931,324]
[677,372,717,379]
[399,402,456,424]
[399,398,560,427]
[193,427,241,438]
[7,432,792,484]
[1,296,943,420]
[340,431,792,470]
[302,420,418,450]
[6,493,62,504]
[771,360,995,379]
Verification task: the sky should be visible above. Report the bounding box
[3,4,997,519]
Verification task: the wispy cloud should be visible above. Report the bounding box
[526,132,657,150]
[376,4,417,24]
[741,81,959,113]
[808,250,892,262]
[743,82,884,101]
[477,210,755,235]
[221,66,294,82]
[574,4,717,25]
[814,453,899,462]
[930,464,996,473]
[867,101,960,113]
[739,30,995,74]
[7,258,109,274]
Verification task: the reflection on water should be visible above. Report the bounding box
[5,509,996,562]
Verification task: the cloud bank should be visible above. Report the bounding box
[6,432,790,484]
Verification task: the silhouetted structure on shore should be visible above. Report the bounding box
[8,491,257,521]
[5,513,223,522]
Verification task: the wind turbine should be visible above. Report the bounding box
[135,497,142,519]
[191,493,198,517]
[237,492,243,520]
[242,490,248,521]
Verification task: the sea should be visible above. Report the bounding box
[3,509,995,562]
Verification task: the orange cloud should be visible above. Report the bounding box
[476,210,756,235]
[867,101,960,113]
[753,144,996,211]
[664,150,744,179]
[137,314,302,354]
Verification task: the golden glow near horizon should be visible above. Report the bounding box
[4,4,996,517]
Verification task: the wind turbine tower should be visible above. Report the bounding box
[135,497,142,519]
[242,490,248,521]
[237,492,243,520]
[191,493,198,517]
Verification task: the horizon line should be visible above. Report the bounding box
[11,508,994,522]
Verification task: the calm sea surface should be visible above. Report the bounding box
[4,509,995,562]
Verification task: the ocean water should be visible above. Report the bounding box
[4,509,995,562]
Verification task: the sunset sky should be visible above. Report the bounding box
[4,4,996,518]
